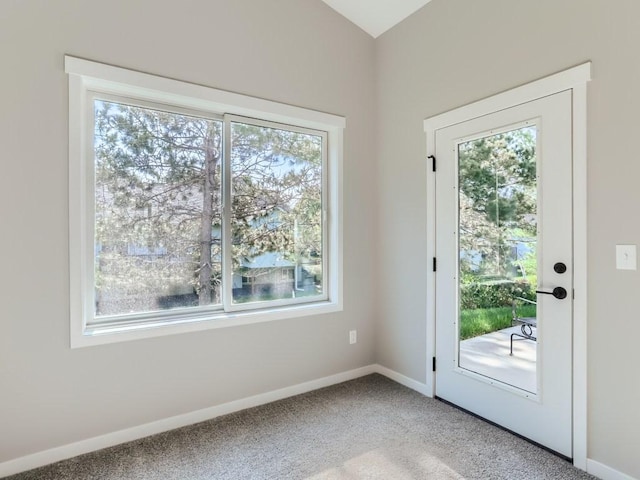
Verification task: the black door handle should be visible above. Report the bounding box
[536,287,567,300]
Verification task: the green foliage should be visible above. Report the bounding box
[459,304,537,340]
[230,122,322,267]
[94,100,223,312]
[518,249,538,284]
[460,280,535,310]
[459,128,536,228]
[458,127,537,277]
[93,100,323,315]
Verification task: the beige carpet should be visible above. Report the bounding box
[5,375,596,480]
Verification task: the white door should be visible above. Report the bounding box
[435,90,573,457]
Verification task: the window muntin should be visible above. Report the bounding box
[88,97,328,326]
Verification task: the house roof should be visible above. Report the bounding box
[241,252,295,269]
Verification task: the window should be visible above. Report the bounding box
[229,118,326,306]
[94,99,224,316]
[66,57,344,347]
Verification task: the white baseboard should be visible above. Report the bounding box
[0,365,377,478]
[373,364,432,396]
[587,459,638,480]
[8,364,634,480]
[23,364,636,480]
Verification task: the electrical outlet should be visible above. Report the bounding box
[349,330,357,344]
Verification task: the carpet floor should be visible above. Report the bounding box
[5,374,597,479]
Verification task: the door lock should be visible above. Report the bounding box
[553,262,567,274]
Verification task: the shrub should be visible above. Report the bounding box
[460,280,535,310]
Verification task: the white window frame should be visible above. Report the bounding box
[222,115,330,312]
[66,56,344,348]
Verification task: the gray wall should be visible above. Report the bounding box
[3,0,639,477]
[376,0,639,477]
[0,0,376,462]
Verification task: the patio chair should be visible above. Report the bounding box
[510,296,537,356]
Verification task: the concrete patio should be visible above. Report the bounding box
[459,326,537,393]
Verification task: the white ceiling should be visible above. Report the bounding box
[321,0,433,38]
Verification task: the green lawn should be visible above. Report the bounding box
[460,304,536,340]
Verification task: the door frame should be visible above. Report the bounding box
[423,63,591,469]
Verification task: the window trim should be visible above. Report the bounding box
[66,56,344,348]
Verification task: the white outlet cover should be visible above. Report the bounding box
[616,244,637,270]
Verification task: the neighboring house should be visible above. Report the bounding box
[232,208,321,300]
[95,195,319,314]
[233,251,318,300]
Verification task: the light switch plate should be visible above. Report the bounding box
[616,244,637,270]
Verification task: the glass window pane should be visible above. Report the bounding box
[230,121,324,304]
[94,100,223,317]
[457,126,538,393]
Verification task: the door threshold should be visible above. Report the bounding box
[435,396,572,463]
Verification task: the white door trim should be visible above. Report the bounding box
[423,62,591,469]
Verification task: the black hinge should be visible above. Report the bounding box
[433,257,437,272]
[428,155,436,172]
[432,357,436,372]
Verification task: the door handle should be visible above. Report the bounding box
[536,287,568,300]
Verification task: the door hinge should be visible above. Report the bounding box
[433,257,437,272]
[428,155,436,172]
[432,357,436,372]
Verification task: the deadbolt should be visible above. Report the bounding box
[554,262,567,274]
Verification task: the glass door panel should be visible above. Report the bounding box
[457,125,538,393]
[434,90,573,456]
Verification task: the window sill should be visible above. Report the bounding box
[71,300,342,348]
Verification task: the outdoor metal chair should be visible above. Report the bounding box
[510,296,537,356]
